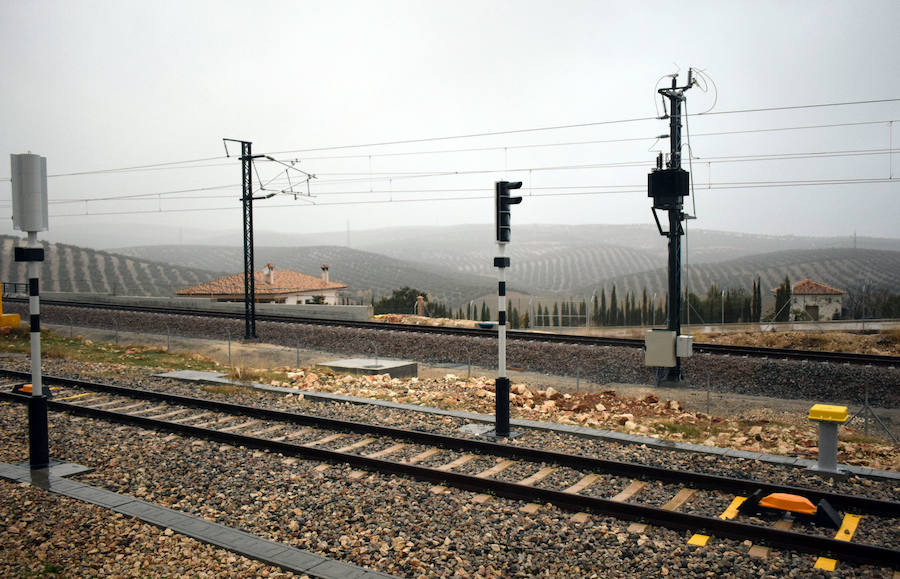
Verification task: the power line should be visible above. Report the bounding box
[266,116,660,156]
[20,146,893,207]
[46,184,240,205]
[695,98,900,118]
[265,98,900,155]
[0,156,230,182]
[2,110,896,182]
[302,147,900,186]
[267,119,897,163]
[31,176,896,218]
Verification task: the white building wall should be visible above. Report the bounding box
[790,295,843,321]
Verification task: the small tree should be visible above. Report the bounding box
[609,285,618,326]
[374,287,421,315]
[773,276,792,322]
[599,288,607,326]
[750,278,759,322]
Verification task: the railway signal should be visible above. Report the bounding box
[10,152,50,469]
[495,181,522,243]
[493,180,522,437]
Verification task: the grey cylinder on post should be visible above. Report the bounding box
[808,404,848,475]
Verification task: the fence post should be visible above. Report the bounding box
[113,318,119,345]
[165,324,171,352]
[226,329,232,368]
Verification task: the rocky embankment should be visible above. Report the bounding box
[11,303,899,408]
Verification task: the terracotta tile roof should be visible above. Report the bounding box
[176,269,346,297]
[791,278,844,295]
[769,278,844,295]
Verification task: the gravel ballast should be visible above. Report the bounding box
[0,357,897,576]
[10,303,898,407]
[0,479,299,577]
[1,409,895,578]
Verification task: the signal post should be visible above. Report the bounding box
[10,153,50,469]
[492,181,522,437]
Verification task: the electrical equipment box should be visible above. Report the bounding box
[648,168,689,210]
[10,153,48,232]
[645,330,676,367]
[676,335,694,358]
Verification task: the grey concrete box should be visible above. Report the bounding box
[318,358,417,379]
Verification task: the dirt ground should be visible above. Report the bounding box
[48,324,898,429]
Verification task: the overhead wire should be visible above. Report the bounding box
[10,145,893,209]
[265,98,900,156]
[29,176,896,218]
[3,113,897,182]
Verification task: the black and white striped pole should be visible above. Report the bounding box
[493,181,522,437]
[10,153,50,470]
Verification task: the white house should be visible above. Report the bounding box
[778,278,845,321]
[176,264,347,305]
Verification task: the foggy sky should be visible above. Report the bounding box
[1,0,898,244]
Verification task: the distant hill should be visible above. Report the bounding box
[114,245,493,306]
[0,235,221,296]
[351,225,900,295]
[343,224,900,265]
[12,223,899,308]
[573,248,900,299]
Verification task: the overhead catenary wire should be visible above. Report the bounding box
[264,98,900,155]
[18,146,896,208]
[33,176,897,218]
[299,147,900,187]
[2,113,897,182]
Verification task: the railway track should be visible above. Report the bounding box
[2,369,897,571]
[6,296,899,367]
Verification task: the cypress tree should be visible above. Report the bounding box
[774,276,792,322]
[610,285,618,326]
[552,302,560,326]
[600,289,607,326]
[641,288,648,325]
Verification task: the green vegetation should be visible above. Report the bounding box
[201,384,250,396]
[772,275,792,322]
[374,287,451,317]
[0,327,218,371]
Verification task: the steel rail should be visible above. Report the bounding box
[1,370,896,516]
[1,389,897,568]
[6,296,899,367]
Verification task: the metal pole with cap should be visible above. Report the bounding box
[10,153,50,469]
[494,180,522,437]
